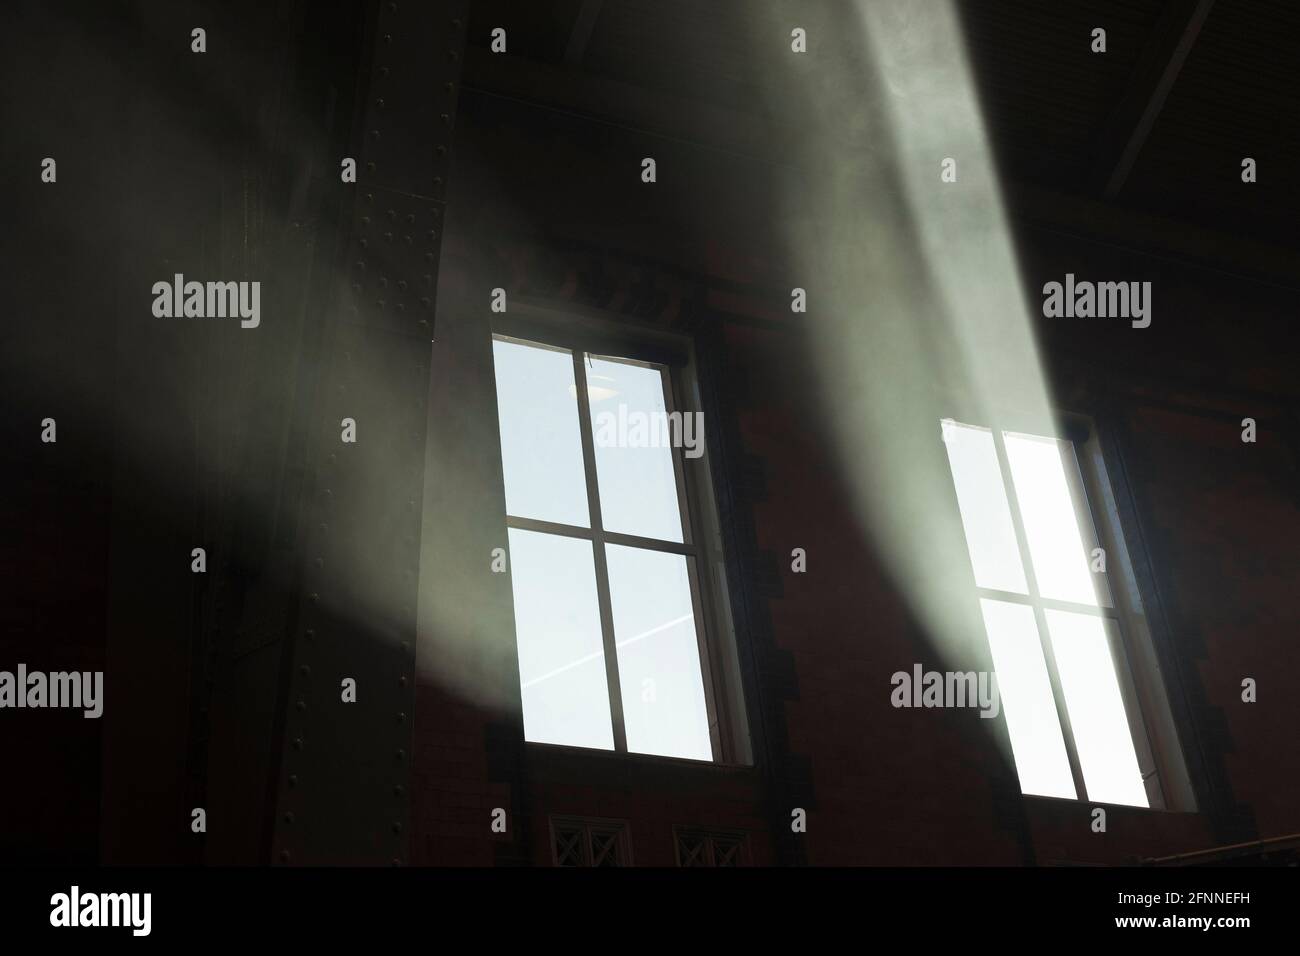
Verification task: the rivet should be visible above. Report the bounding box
[279,850,291,863]
[300,664,312,676]
[392,821,403,833]
[394,784,405,796]
[288,774,298,787]
[375,98,385,110]
[352,282,362,294]
[310,592,320,603]
[364,192,374,203]
[354,260,366,271]
[384,232,394,243]
[388,2,397,12]
[427,229,438,242]
[424,252,435,263]
[436,145,447,157]
[378,276,389,288]
[305,628,316,639]
[378,67,389,79]
[405,213,416,225]
[284,811,295,824]
[292,737,303,751]
[358,237,368,249]
[448,50,458,61]
[397,279,408,292]
[418,318,429,329]
[403,234,412,245]
[396,302,406,312]
[391,858,402,867]
[370,129,380,140]
[423,274,433,285]
[397,712,406,723]
[445,82,454,94]
[377,298,386,310]
[440,113,450,125]
[420,297,431,310]
[383,34,392,44]
[387,208,398,221]
[396,748,406,761]
[366,161,376,174]
[398,675,408,687]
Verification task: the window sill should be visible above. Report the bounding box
[524,740,757,786]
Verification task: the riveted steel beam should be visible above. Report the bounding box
[274,0,468,867]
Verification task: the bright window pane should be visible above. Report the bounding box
[1003,432,1099,605]
[1045,609,1148,807]
[942,420,1028,593]
[979,598,1076,799]
[508,529,613,750]
[586,356,685,543]
[493,339,590,527]
[606,544,711,760]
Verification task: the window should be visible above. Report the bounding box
[941,417,1189,809]
[550,816,631,867]
[491,320,748,764]
[674,827,750,867]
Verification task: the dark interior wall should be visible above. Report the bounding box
[411,73,1299,865]
[3,0,372,865]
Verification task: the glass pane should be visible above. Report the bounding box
[586,356,686,543]
[979,598,1076,799]
[941,420,1028,593]
[508,529,613,750]
[606,544,712,760]
[492,339,590,527]
[1045,609,1148,807]
[1003,432,1100,606]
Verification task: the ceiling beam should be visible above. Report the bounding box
[1094,0,1215,199]
[563,0,604,66]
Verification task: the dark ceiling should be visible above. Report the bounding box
[464,0,1300,253]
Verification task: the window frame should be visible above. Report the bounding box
[492,308,750,766]
[946,412,1193,811]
